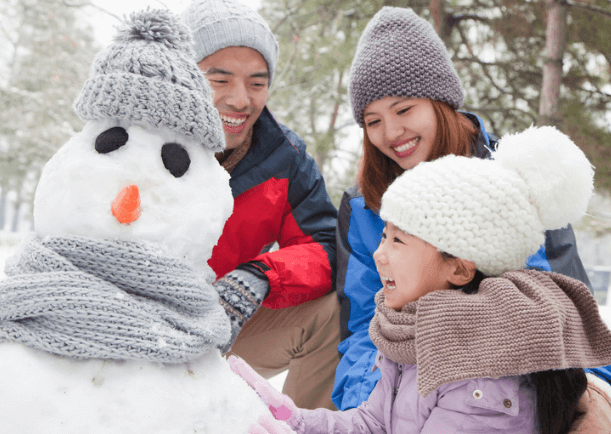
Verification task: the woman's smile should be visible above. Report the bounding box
[391,137,420,158]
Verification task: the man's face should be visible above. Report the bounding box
[198,46,269,150]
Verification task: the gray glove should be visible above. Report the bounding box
[214,267,270,353]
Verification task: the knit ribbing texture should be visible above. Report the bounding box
[369,269,611,397]
[181,0,279,83]
[380,154,544,276]
[349,7,463,127]
[215,268,268,352]
[0,234,231,362]
[74,9,225,152]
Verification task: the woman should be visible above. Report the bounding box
[333,6,595,411]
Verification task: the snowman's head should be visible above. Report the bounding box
[34,119,233,269]
[33,9,234,270]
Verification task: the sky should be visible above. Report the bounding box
[89,0,262,45]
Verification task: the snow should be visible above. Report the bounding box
[34,119,233,272]
[0,5,285,432]
[0,112,290,430]
[0,343,271,433]
[0,82,282,433]
[0,231,289,433]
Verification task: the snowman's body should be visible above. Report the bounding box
[0,119,278,433]
[0,342,269,433]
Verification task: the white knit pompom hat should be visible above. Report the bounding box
[379,126,594,276]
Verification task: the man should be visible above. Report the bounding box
[181,0,340,410]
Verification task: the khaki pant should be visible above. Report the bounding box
[228,291,340,410]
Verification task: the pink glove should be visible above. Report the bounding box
[228,355,305,434]
[248,414,294,434]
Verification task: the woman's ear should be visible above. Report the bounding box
[448,258,477,287]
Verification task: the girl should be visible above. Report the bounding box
[334,5,596,411]
[232,125,611,434]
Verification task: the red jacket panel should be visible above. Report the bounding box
[208,107,337,309]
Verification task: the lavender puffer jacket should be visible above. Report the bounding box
[302,352,539,433]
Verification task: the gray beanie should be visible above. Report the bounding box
[74,9,225,152]
[349,7,464,127]
[181,0,279,84]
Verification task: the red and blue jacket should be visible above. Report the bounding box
[332,113,595,410]
[208,107,337,309]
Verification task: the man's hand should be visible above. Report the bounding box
[213,267,270,353]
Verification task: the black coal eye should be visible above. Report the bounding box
[95,127,129,154]
[161,143,191,178]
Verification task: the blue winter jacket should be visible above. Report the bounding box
[332,113,595,410]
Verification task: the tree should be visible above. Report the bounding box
[430,0,611,191]
[259,0,438,205]
[258,0,363,205]
[0,0,98,230]
[260,0,611,200]
[539,0,568,128]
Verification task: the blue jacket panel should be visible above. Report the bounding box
[333,113,594,410]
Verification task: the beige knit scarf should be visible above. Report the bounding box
[369,269,611,397]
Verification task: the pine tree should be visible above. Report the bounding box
[260,0,611,201]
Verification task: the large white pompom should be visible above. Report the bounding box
[492,125,594,230]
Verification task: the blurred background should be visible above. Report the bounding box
[0,0,610,305]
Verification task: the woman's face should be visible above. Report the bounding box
[373,222,454,311]
[363,97,437,170]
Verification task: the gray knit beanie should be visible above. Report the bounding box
[74,9,225,152]
[349,6,464,127]
[181,0,279,84]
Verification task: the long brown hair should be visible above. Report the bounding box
[358,100,478,211]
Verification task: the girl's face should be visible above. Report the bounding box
[373,222,454,311]
[363,97,437,170]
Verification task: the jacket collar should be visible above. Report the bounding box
[460,111,495,159]
[230,106,289,179]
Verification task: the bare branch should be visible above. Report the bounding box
[455,21,510,96]
[62,1,122,21]
[563,0,611,18]
[447,13,491,29]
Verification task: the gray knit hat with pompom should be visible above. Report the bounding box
[74,9,225,152]
[349,7,464,127]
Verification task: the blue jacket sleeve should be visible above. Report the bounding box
[333,187,385,410]
[526,225,592,290]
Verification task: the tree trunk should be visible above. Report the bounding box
[430,0,452,42]
[538,0,568,127]
[430,0,444,36]
[11,196,21,233]
[0,189,5,231]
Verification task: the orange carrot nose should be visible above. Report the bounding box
[112,184,141,224]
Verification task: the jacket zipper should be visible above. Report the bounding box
[393,364,402,399]
[389,363,403,433]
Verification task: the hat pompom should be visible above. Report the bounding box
[115,8,193,56]
[492,126,594,230]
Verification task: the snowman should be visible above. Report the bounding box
[0,9,289,434]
